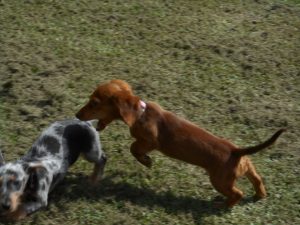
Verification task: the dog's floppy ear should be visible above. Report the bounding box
[114,95,141,127]
[22,163,47,191]
[0,150,5,166]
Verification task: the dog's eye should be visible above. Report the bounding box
[90,101,97,108]
[89,99,100,108]
[12,180,21,189]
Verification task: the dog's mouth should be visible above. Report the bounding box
[0,202,14,215]
[96,120,107,131]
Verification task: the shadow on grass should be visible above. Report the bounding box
[48,172,233,225]
[0,172,258,225]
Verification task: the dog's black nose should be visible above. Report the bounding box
[101,154,107,164]
[75,111,82,119]
[2,202,10,210]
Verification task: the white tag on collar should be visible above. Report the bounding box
[140,100,146,112]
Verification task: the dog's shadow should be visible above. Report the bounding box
[47,171,248,224]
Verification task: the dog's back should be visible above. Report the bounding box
[130,102,233,168]
[21,119,100,166]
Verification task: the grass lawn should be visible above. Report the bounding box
[0,0,299,224]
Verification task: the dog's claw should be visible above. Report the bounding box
[135,155,152,168]
[141,155,152,168]
[4,207,27,221]
[88,176,100,186]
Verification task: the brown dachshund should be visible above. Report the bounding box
[76,79,285,207]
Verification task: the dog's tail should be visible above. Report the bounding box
[232,128,286,157]
[0,150,4,166]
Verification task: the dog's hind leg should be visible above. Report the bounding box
[210,175,243,207]
[88,154,107,184]
[82,138,107,184]
[245,161,266,199]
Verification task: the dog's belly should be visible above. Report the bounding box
[158,139,230,169]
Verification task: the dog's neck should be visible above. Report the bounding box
[128,100,146,127]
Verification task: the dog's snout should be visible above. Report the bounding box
[75,111,82,119]
[1,202,11,211]
[76,110,88,120]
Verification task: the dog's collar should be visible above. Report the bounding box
[140,100,146,113]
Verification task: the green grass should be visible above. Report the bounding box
[0,0,299,224]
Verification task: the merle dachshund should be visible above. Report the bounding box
[0,119,106,220]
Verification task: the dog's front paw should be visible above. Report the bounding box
[253,192,267,201]
[139,155,152,168]
[88,174,102,186]
[4,207,27,221]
